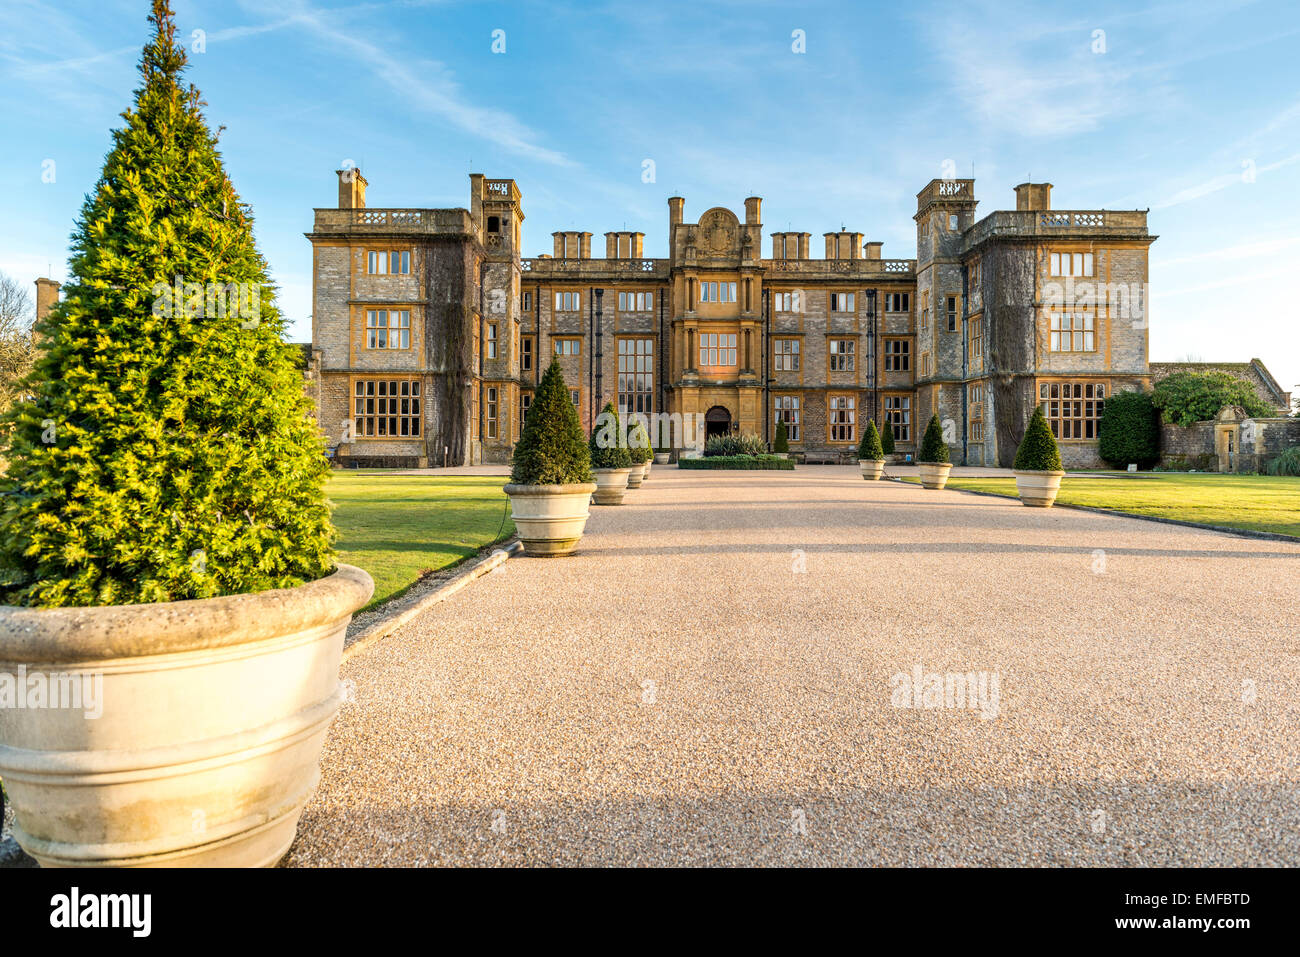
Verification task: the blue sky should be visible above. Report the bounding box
[2,0,1298,398]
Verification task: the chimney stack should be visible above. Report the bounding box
[744,196,762,225]
[668,196,685,229]
[337,167,368,209]
[1014,182,1052,211]
[34,277,61,322]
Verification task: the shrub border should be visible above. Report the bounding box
[678,455,796,471]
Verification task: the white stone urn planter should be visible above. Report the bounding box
[917,462,953,489]
[626,462,646,488]
[859,458,885,480]
[0,564,374,868]
[1013,469,1065,507]
[504,483,598,556]
[592,468,632,505]
[653,453,670,466]
[640,460,652,480]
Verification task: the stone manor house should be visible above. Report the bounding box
[302,169,1285,468]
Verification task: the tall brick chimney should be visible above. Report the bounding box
[34,277,61,322]
[337,167,368,209]
[744,196,762,225]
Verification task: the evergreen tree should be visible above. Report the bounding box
[510,358,592,484]
[880,418,895,455]
[589,401,633,469]
[857,420,884,460]
[1097,390,1159,468]
[1013,405,1063,471]
[773,421,789,454]
[918,414,950,464]
[626,415,653,464]
[0,1,333,607]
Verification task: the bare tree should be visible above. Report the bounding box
[0,272,37,413]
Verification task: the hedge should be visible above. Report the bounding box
[678,455,795,470]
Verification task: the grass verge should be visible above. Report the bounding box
[903,473,1300,537]
[329,474,514,610]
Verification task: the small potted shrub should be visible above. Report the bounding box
[628,415,653,481]
[773,421,790,459]
[881,417,896,460]
[506,359,597,552]
[0,2,374,868]
[857,420,885,479]
[1013,405,1065,506]
[917,414,953,489]
[590,401,633,503]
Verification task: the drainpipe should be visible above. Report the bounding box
[762,286,770,444]
[960,264,969,465]
[868,288,878,429]
[658,286,665,417]
[594,288,604,415]
[478,258,487,465]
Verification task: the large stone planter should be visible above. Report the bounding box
[640,460,652,480]
[653,453,670,466]
[0,564,374,868]
[626,463,646,488]
[917,461,953,489]
[504,483,598,556]
[1014,469,1065,507]
[592,468,632,505]
[859,458,885,480]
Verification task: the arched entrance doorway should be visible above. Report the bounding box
[705,406,732,440]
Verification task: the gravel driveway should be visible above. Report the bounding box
[286,466,1300,866]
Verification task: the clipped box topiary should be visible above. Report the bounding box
[881,417,896,458]
[589,401,633,503]
[0,1,375,868]
[506,358,597,553]
[857,420,885,479]
[916,414,953,489]
[1013,405,1066,506]
[774,421,790,459]
[627,415,653,481]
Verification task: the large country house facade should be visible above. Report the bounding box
[305,170,1164,468]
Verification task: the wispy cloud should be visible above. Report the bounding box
[1154,152,1300,208]
[236,0,574,167]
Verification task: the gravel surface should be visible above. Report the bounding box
[286,467,1300,866]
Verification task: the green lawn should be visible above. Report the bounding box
[329,474,514,609]
[906,473,1300,537]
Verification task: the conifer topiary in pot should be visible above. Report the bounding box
[1013,405,1066,507]
[627,415,653,481]
[857,420,885,479]
[0,1,374,868]
[590,401,633,504]
[505,359,597,554]
[917,414,953,489]
[774,421,790,459]
[881,416,896,459]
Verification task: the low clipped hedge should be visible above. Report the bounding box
[679,455,795,470]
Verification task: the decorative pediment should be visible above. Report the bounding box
[696,207,741,258]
